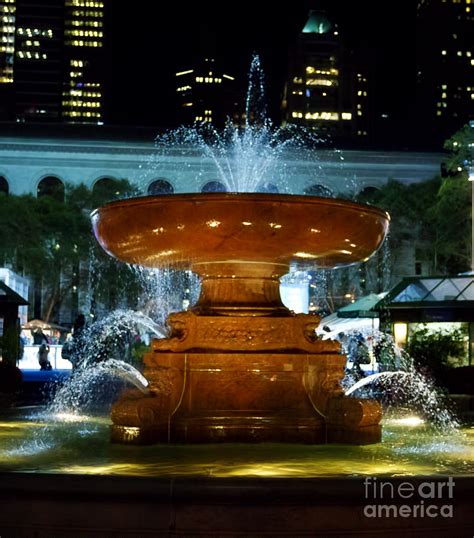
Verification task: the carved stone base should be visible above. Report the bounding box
[153,310,339,354]
[111,346,382,445]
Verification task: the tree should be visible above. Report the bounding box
[357,165,471,276]
[442,122,474,177]
[429,177,471,273]
[433,122,474,273]
[0,179,143,324]
[356,177,441,280]
[406,326,466,384]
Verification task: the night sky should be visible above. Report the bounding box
[104,2,414,130]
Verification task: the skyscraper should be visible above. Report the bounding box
[281,10,369,143]
[175,58,242,127]
[0,0,15,84]
[13,0,64,121]
[0,0,105,123]
[62,0,105,123]
[416,0,474,145]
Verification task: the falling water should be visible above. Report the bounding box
[67,309,165,369]
[48,358,150,418]
[337,330,460,431]
[130,265,200,328]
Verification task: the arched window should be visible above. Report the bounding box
[0,176,8,195]
[92,177,124,203]
[304,184,333,198]
[201,181,227,193]
[148,179,174,195]
[257,182,279,193]
[37,176,64,202]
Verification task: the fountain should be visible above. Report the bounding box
[88,57,390,445]
[91,193,389,444]
[1,57,473,537]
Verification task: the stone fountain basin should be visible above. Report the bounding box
[91,193,390,270]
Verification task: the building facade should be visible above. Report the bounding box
[0,131,443,199]
[0,267,28,325]
[176,58,241,126]
[282,10,369,142]
[416,0,474,146]
[0,0,105,123]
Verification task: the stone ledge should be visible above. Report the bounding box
[0,473,473,537]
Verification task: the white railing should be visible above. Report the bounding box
[19,345,72,371]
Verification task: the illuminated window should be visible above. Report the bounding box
[176,69,193,76]
[306,78,335,87]
[393,323,407,346]
[304,111,339,121]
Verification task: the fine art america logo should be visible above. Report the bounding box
[363,477,455,518]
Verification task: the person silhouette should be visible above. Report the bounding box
[38,343,52,370]
[33,328,49,345]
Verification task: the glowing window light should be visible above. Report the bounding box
[306,78,334,87]
[176,69,193,77]
[393,323,408,346]
[304,111,339,121]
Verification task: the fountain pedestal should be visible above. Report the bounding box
[92,193,389,445]
[110,311,382,444]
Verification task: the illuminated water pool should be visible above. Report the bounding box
[1,408,473,478]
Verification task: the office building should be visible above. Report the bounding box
[62,0,105,123]
[0,0,105,123]
[282,10,370,143]
[175,58,242,126]
[416,0,474,145]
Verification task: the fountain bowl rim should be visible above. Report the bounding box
[90,192,390,221]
